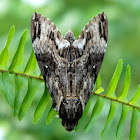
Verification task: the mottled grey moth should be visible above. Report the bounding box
[31,12,108,131]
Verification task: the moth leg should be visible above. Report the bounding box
[56,96,63,111]
[80,96,85,110]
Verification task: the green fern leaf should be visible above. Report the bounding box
[129,108,140,140]
[84,96,106,133]
[94,74,104,94]
[9,30,27,73]
[105,59,123,99]
[18,78,43,120]
[24,49,40,77]
[0,72,15,107]
[116,104,132,140]
[129,85,140,107]
[46,105,58,125]
[101,100,120,138]
[0,25,15,70]
[118,65,131,103]
[33,86,51,124]
[14,74,27,116]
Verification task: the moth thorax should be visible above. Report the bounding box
[64,30,75,44]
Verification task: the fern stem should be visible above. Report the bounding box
[0,69,139,110]
[0,69,44,81]
[94,93,140,110]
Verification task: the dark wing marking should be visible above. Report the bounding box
[73,12,108,107]
[31,12,70,110]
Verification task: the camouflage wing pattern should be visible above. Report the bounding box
[31,12,108,131]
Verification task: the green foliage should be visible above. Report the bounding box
[0,26,140,139]
[9,29,27,73]
[105,59,123,99]
[0,26,15,70]
[46,105,58,125]
[33,86,51,124]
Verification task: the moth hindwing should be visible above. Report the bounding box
[31,12,108,131]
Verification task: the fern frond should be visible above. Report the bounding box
[0,26,140,139]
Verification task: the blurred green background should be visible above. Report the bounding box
[0,0,140,140]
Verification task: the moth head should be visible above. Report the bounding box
[59,98,83,131]
[64,29,75,44]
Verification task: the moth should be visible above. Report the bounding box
[31,12,108,131]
